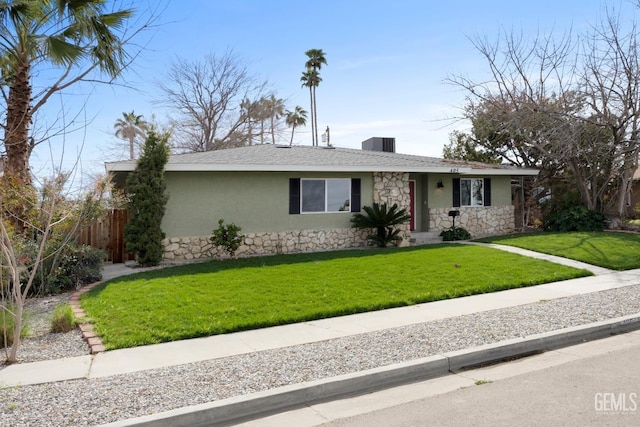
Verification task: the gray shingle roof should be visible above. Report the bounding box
[106,144,539,176]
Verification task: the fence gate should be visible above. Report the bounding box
[77,209,134,263]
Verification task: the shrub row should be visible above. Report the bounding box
[543,206,605,232]
[28,244,105,295]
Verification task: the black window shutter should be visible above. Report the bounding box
[484,178,491,206]
[289,178,301,214]
[452,178,461,207]
[351,178,361,212]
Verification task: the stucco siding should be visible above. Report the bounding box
[488,176,513,206]
[427,174,512,208]
[162,171,373,238]
[428,174,453,209]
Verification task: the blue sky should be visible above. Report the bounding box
[29,0,634,180]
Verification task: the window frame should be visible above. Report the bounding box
[460,178,484,207]
[300,178,352,214]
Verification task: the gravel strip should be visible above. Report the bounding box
[2,292,90,364]
[1,284,640,426]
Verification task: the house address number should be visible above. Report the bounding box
[450,168,459,173]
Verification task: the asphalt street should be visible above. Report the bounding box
[238,331,640,427]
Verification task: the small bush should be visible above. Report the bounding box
[211,219,244,257]
[27,244,105,295]
[46,245,105,294]
[440,226,472,241]
[50,304,77,333]
[543,206,605,232]
[351,203,412,248]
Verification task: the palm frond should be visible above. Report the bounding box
[351,203,411,247]
[46,34,83,64]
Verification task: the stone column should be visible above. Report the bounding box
[372,172,411,246]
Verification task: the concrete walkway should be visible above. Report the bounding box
[1,243,637,390]
[463,242,615,276]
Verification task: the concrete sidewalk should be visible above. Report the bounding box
[1,243,638,389]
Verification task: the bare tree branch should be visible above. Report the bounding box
[156,51,274,152]
[446,9,640,219]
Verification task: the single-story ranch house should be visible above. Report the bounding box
[106,137,539,261]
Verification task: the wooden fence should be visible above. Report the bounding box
[77,209,134,263]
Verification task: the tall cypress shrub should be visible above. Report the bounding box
[124,130,170,266]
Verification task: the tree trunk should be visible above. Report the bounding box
[569,158,594,210]
[312,86,319,146]
[309,86,315,146]
[271,117,276,144]
[616,151,637,220]
[3,60,33,186]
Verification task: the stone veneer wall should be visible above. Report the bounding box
[428,205,515,237]
[163,228,370,261]
[372,171,411,247]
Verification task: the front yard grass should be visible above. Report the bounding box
[80,244,591,350]
[478,231,640,270]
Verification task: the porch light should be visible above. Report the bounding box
[437,179,444,189]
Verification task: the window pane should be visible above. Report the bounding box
[301,180,325,212]
[327,179,351,212]
[472,179,484,206]
[461,179,471,206]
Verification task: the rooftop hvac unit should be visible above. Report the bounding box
[362,137,396,153]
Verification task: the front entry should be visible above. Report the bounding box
[409,180,415,231]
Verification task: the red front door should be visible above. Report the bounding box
[409,181,415,231]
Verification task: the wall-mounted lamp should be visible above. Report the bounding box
[437,179,444,189]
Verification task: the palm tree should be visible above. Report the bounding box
[266,95,285,144]
[114,111,149,160]
[303,49,327,147]
[0,0,134,185]
[300,68,322,146]
[285,106,308,145]
[256,97,269,144]
[305,49,328,69]
[240,98,255,145]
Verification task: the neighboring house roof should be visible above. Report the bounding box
[105,144,539,176]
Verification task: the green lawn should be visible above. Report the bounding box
[478,231,640,270]
[80,244,590,350]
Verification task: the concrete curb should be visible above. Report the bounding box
[100,313,640,427]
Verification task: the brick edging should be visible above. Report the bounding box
[70,281,106,355]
